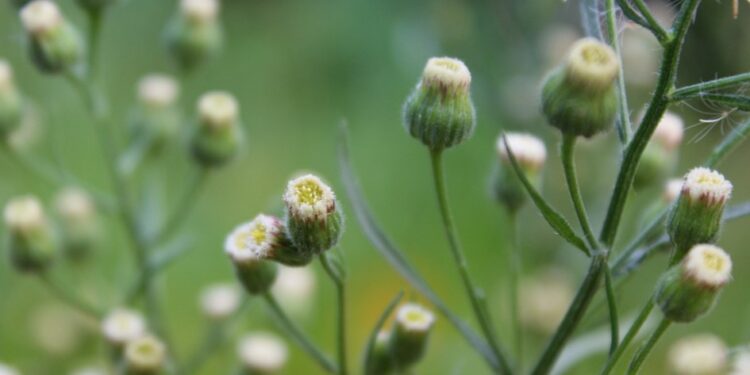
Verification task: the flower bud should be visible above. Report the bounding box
[4,195,56,272]
[20,0,84,74]
[0,60,23,137]
[667,168,732,258]
[271,266,316,317]
[634,112,684,190]
[130,74,181,155]
[199,283,241,320]
[367,331,395,374]
[542,38,619,138]
[0,363,20,375]
[224,220,279,295]
[668,334,727,375]
[389,303,435,369]
[491,132,547,213]
[663,178,684,204]
[283,174,343,256]
[54,187,100,261]
[731,350,750,375]
[237,332,288,375]
[101,308,146,347]
[164,0,222,71]
[124,335,166,375]
[403,57,475,151]
[654,244,732,323]
[190,91,241,167]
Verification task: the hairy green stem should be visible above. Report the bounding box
[429,149,508,374]
[599,299,655,375]
[603,266,620,356]
[626,318,671,374]
[262,291,338,373]
[671,72,750,100]
[320,253,348,375]
[631,0,669,43]
[705,118,750,168]
[531,251,606,375]
[600,0,703,249]
[561,135,599,250]
[605,0,633,142]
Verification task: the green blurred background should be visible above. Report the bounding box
[0,0,749,373]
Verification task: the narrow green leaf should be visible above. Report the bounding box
[700,93,750,111]
[501,134,590,255]
[363,291,404,375]
[337,123,503,373]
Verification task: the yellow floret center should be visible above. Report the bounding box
[250,223,267,245]
[581,45,610,66]
[294,180,324,205]
[695,173,724,186]
[434,59,460,72]
[702,251,726,272]
[405,310,428,324]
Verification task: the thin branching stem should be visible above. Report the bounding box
[603,266,620,356]
[152,167,209,245]
[671,72,750,100]
[262,291,338,373]
[615,0,669,44]
[600,0,703,249]
[508,213,523,370]
[561,135,599,250]
[704,118,750,168]
[599,299,655,375]
[631,0,669,43]
[38,272,103,319]
[320,253,348,375]
[429,149,508,374]
[626,318,671,374]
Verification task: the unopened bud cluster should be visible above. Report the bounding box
[542,38,619,138]
[491,132,547,213]
[369,303,436,373]
[3,195,56,271]
[191,91,242,167]
[0,60,23,137]
[129,74,181,156]
[54,187,100,261]
[403,57,476,151]
[224,174,342,295]
[237,332,288,374]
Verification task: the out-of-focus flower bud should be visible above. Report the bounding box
[237,332,288,375]
[224,219,279,295]
[271,266,316,317]
[367,331,394,375]
[124,335,166,375]
[0,363,20,375]
[403,57,475,151]
[101,308,146,347]
[127,74,181,158]
[389,303,435,370]
[31,304,85,356]
[164,0,222,72]
[283,174,343,256]
[663,178,684,204]
[542,38,619,138]
[4,195,56,272]
[199,283,241,320]
[519,268,575,334]
[667,168,732,259]
[491,132,547,213]
[655,244,732,323]
[634,112,684,190]
[668,334,727,375]
[190,91,241,167]
[0,60,23,137]
[20,0,84,74]
[54,187,100,261]
[730,350,750,375]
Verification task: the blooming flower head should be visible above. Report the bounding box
[20,0,62,37]
[682,167,733,205]
[284,174,337,221]
[138,74,179,109]
[199,283,241,320]
[237,332,288,374]
[496,132,547,173]
[682,244,732,289]
[224,214,285,263]
[125,335,166,373]
[565,38,619,92]
[101,308,146,346]
[668,334,727,375]
[395,303,436,333]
